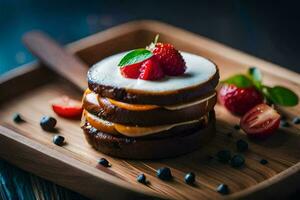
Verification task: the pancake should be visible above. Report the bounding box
[82,50,219,159]
[88,52,219,105]
[82,90,217,126]
[83,109,210,137]
[82,111,215,159]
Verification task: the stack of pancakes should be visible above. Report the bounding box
[81,52,219,159]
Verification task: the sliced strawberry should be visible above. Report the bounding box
[218,84,263,115]
[139,57,165,80]
[120,62,142,79]
[240,104,280,139]
[51,96,83,118]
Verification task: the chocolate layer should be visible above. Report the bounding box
[82,111,215,159]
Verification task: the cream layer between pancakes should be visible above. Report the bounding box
[84,89,216,111]
[82,89,214,137]
[83,110,208,137]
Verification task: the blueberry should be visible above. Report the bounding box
[40,116,57,131]
[236,139,248,152]
[216,150,231,163]
[234,124,240,130]
[137,173,146,184]
[53,135,64,146]
[157,167,172,180]
[13,113,24,123]
[292,117,300,124]
[98,158,111,167]
[217,184,229,195]
[230,154,245,168]
[184,172,195,185]
[280,120,289,128]
[260,159,268,165]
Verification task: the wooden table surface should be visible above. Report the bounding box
[1,1,300,200]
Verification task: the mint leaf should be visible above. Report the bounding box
[248,67,262,82]
[118,49,152,67]
[248,67,262,89]
[264,86,299,106]
[222,74,253,88]
[261,86,273,103]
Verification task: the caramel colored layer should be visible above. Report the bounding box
[83,110,207,137]
[83,88,216,111]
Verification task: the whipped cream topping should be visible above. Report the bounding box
[88,52,217,93]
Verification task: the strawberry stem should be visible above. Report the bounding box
[154,34,159,44]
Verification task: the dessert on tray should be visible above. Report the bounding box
[81,37,219,159]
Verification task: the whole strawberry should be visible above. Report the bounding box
[218,84,263,115]
[152,43,186,76]
[139,57,165,80]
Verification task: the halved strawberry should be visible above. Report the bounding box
[240,104,280,139]
[120,62,142,79]
[51,96,83,118]
[139,57,165,80]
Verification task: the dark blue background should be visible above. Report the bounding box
[0,0,299,75]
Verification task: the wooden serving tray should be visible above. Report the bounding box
[1,21,300,200]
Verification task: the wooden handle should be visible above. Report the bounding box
[23,31,88,90]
